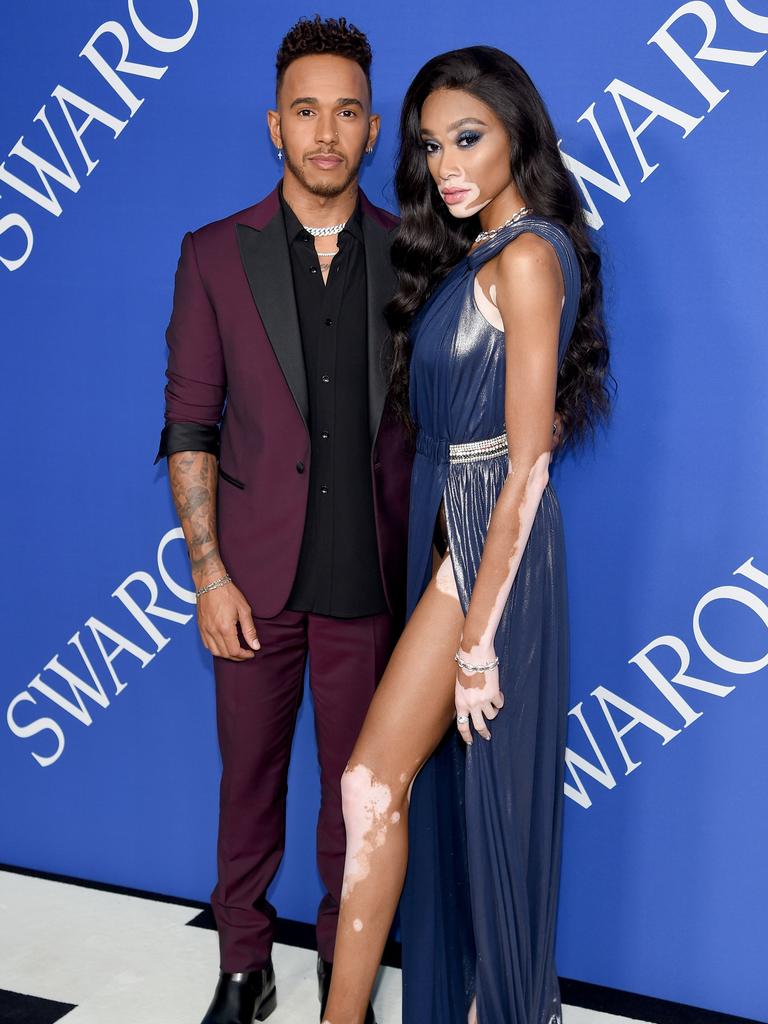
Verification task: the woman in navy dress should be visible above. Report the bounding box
[323,47,611,1024]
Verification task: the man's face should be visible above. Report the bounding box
[268,54,379,198]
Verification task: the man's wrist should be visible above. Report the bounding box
[195,574,232,599]
[191,551,226,589]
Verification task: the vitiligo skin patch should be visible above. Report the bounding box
[435,553,461,600]
[462,451,551,665]
[340,764,393,903]
[442,180,492,218]
[473,275,504,331]
[455,452,551,743]
[475,269,564,328]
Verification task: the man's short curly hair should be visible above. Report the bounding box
[276,15,372,98]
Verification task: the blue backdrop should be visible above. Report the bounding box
[2,1,767,1020]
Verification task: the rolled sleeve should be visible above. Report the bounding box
[154,422,220,463]
[155,230,226,462]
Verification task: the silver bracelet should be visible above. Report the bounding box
[454,651,499,674]
[195,574,232,599]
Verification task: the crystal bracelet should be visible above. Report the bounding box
[195,574,232,599]
[454,651,499,674]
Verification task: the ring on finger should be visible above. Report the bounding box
[457,714,469,725]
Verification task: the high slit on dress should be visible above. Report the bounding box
[399,217,581,1024]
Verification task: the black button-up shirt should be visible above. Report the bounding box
[281,190,387,618]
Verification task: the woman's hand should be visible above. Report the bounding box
[455,651,504,745]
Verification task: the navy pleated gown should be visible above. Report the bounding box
[400,216,581,1024]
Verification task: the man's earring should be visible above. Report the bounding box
[366,146,374,154]
[277,147,283,161]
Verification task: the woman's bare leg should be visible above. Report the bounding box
[322,550,465,1024]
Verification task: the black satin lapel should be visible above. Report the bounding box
[236,218,308,428]
[363,214,396,445]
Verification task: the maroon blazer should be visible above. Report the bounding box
[157,186,413,622]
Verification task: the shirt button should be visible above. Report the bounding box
[321,431,329,440]
[321,374,330,383]
[296,461,305,473]
[320,485,329,495]
[325,318,333,327]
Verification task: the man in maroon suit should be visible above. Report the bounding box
[155,17,410,1024]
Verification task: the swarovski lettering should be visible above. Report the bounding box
[0,0,199,271]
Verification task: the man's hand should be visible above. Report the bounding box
[197,579,260,660]
[168,450,261,660]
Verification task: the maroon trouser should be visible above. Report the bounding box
[211,607,393,971]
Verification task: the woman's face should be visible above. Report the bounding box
[419,87,514,219]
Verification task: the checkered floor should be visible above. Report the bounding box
[0,869,653,1024]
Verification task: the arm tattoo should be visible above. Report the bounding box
[168,451,225,584]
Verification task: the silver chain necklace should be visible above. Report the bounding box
[303,222,346,237]
[474,205,532,244]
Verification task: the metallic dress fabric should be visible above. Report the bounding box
[400,217,581,1024]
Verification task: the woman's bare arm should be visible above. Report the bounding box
[454,232,564,743]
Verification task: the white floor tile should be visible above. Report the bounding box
[0,869,652,1024]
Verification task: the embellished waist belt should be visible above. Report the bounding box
[416,431,508,465]
[449,433,509,463]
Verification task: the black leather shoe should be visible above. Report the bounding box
[200,964,277,1023]
[317,956,376,1023]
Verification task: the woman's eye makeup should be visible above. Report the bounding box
[457,130,482,147]
[421,130,483,154]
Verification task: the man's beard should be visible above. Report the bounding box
[284,147,363,198]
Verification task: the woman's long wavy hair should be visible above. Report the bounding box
[386,46,612,447]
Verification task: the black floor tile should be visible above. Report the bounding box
[0,989,76,1024]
